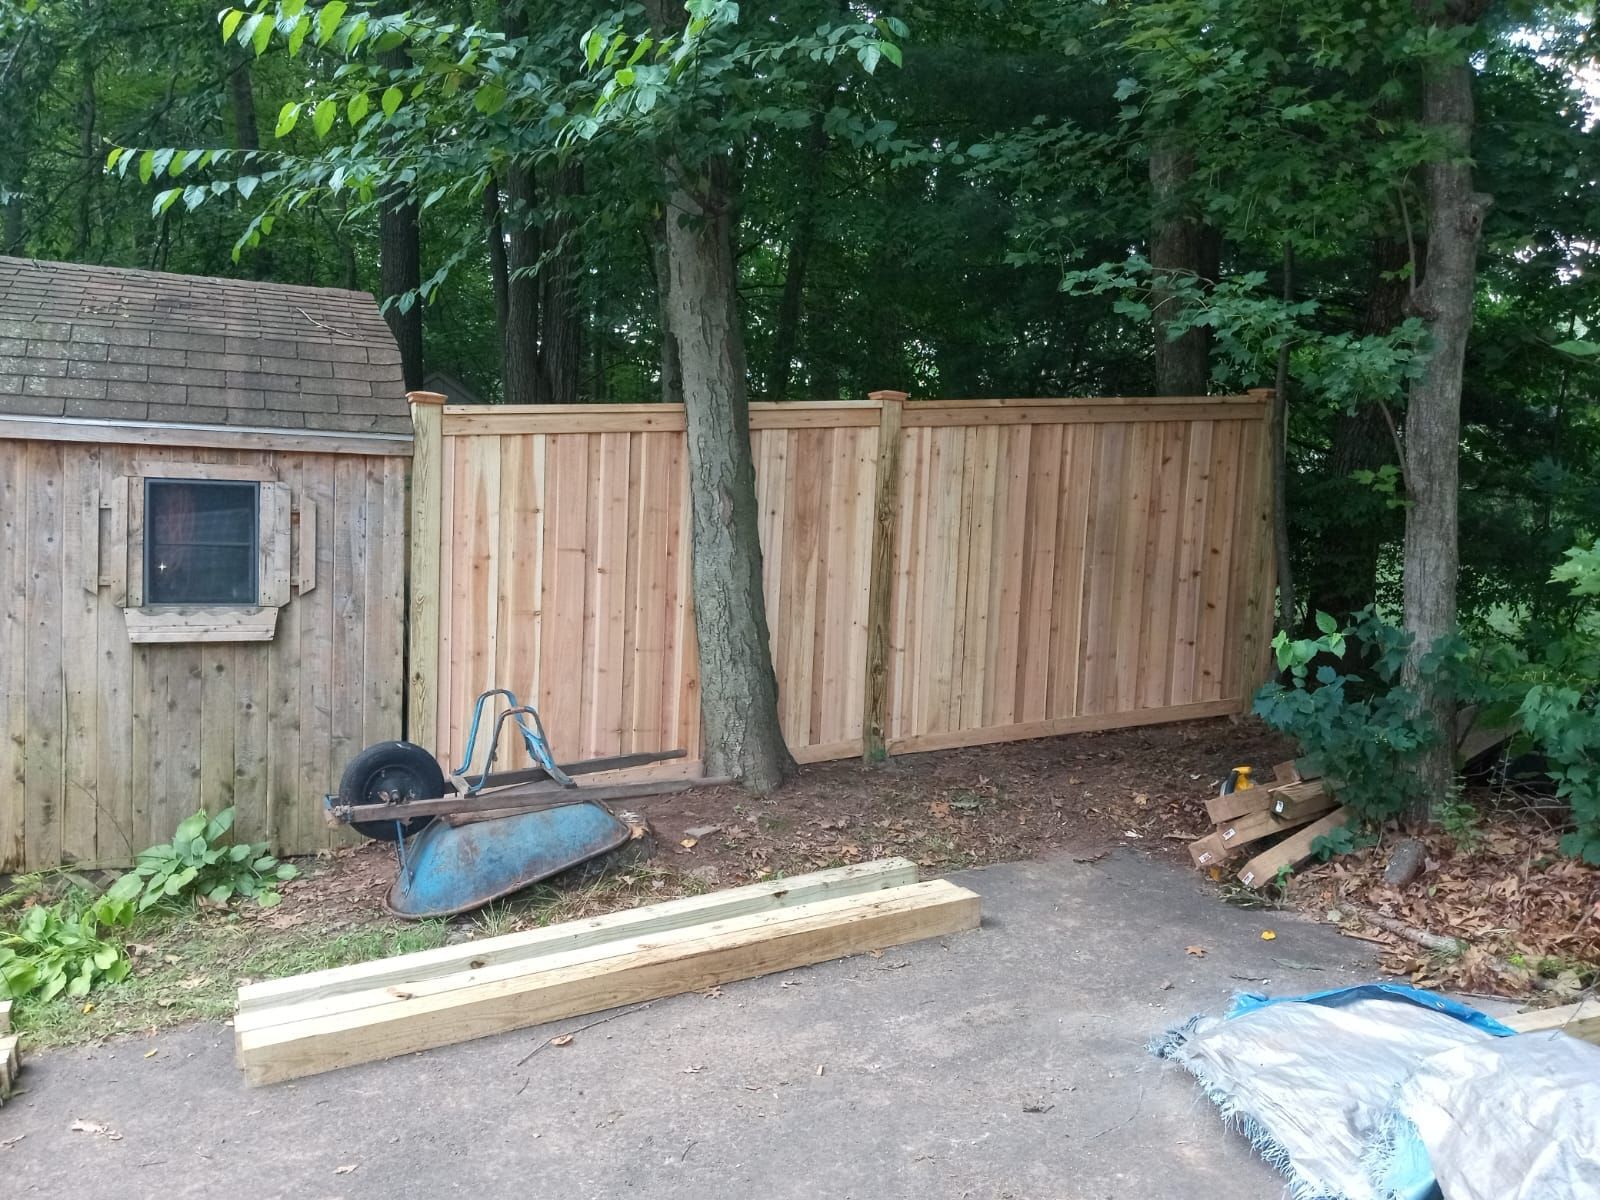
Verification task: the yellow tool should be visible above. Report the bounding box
[1220,765,1255,795]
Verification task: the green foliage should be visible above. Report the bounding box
[0,895,133,1002]
[1254,610,1451,824]
[107,808,298,912]
[1493,544,1600,863]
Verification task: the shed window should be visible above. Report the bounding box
[144,479,259,605]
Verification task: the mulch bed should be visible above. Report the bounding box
[1287,807,1600,999]
[261,717,1599,1003]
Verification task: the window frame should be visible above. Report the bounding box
[141,477,262,608]
[111,461,305,645]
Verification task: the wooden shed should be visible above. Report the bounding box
[0,256,412,872]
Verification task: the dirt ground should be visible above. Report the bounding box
[277,714,1292,920]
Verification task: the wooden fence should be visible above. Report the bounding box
[408,391,1274,776]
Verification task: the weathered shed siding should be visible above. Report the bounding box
[0,437,407,871]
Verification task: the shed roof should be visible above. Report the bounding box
[0,256,411,435]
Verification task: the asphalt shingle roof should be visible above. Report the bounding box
[0,256,411,435]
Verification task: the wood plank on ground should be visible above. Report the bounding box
[1216,803,1332,854]
[237,878,980,1085]
[1188,832,1228,869]
[1501,998,1600,1046]
[237,858,921,1018]
[1205,787,1273,825]
[1236,808,1348,888]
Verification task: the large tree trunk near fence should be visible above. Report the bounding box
[501,161,544,406]
[659,156,794,793]
[1402,0,1491,821]
[1149,141,1219,395]
[379,190,423,390]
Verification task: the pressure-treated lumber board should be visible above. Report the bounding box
[237,878,980,1084]
[1216,804,1330,854]
[0,1032,18,1102]
[1270,791,1337,823]
[0,998,10,1033]
[1205,787,1273,825]
[237,858,921,1018]
[1236,808,1349,889]
[1267,778,1326,806]
[887,698,1243,756]
[1188,832,1228,869]
[1501,998,1600,1046]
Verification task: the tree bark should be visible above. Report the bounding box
[766,112,828,401]
[1402,0,1492,819]
[1148,140,1219,395]
[1271,240,1296,634]
[538,162,583,405]
[651,218,685,406]
[501,161,544,405]
[484,172,509,361]
[660,156,794,792]
[379,189,424,388]
[228,57,260,152]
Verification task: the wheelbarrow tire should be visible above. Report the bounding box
[337,740,447,842]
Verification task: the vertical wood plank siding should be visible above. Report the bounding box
[0,440,407,870]
[418,394,1272,774]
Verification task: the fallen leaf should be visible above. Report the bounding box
[70,1120,122,1141]
[1159,980,1174,991]
[679,837,698,850]
[1185,945,1207,957]
[682,1064,705,1074]
[81,1002,95,1014]
[1260,930,1278,941]
[869,948,884,959]
[1132,793,1149,807]
[177,975,210,990]
[1022,1101,1054,1114]
[1,1133,25,1148]
[143,1049,159,1059]
[334,1164,358,1175]
[550,1034,574,1047]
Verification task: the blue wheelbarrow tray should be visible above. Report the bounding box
[385,800,632,919]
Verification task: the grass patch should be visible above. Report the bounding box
[12,910,447,1050]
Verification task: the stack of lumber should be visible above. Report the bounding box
[1189,762,1349,889]
[0,1001,18,1104]
[235,858,980,1085]
[1501,997,1600,1047]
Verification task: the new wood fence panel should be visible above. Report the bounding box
[420,394,1271,777]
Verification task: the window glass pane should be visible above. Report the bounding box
[145,480,259,605]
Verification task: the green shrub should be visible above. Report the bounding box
[0,894,133,1001]
[106,807,298,911]
[1253,609,1455,823]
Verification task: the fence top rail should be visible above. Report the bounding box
[437,392,1270,437]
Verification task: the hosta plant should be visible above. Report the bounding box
[107,807,298,911]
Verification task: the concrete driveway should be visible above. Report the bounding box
[1,851,1375,1199]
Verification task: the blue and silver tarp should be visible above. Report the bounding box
[1154,983,1600,1200]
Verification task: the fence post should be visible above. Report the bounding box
[862,390,907,762]
[406,390,447,751]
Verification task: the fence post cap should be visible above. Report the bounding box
[868,389,910,402]
[407,390,448,406]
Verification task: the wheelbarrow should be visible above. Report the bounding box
[326,689,725,919]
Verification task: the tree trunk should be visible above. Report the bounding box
[538,162,583,405]
[651,218,685,407]
[1271,240,1296,634]
[1402,0,1491,819]
[501,161,543,405]
[1148,140,1218,395]
[484,172,509,361]
[767,112,828,401]
[228,57,260,152]
[73,3,97,260]
[660,156,793,792]
[379,189,424,389]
